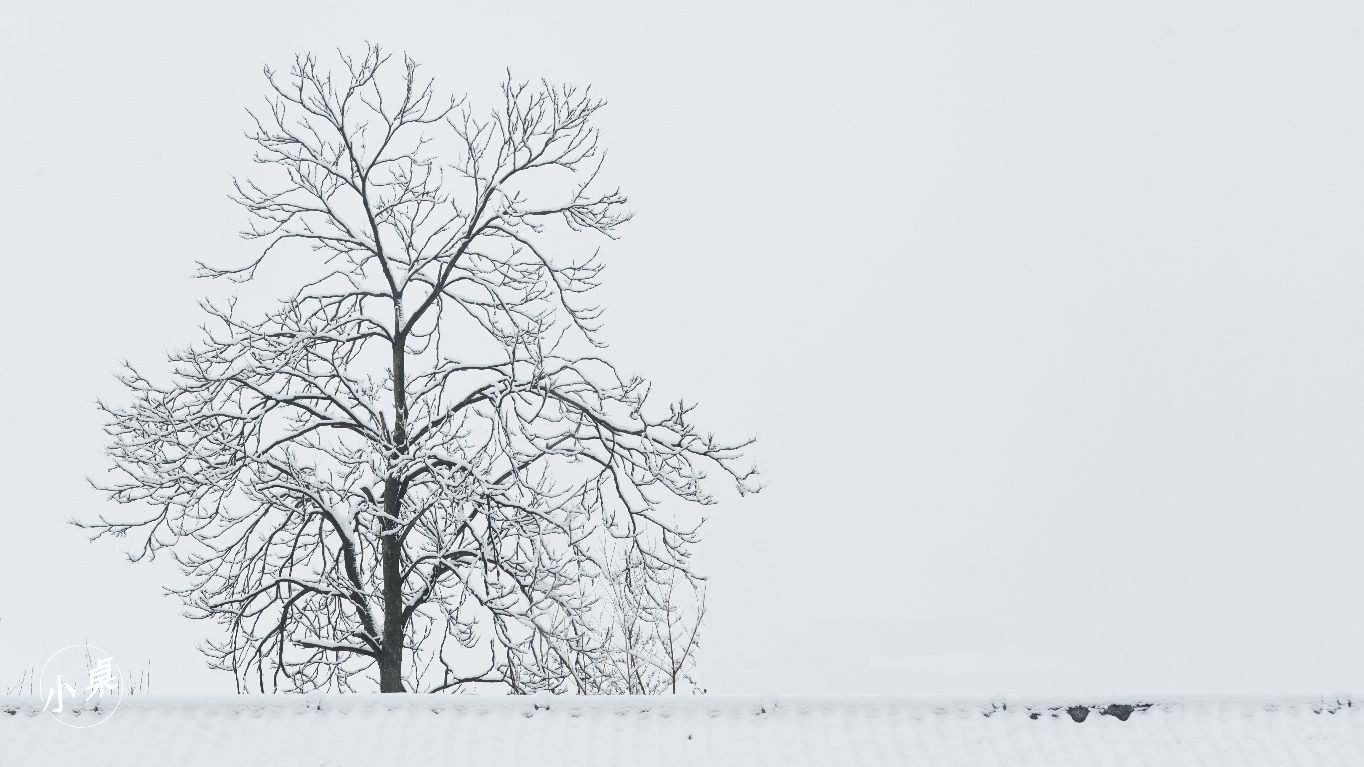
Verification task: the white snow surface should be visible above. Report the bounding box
[4,694,1364,766]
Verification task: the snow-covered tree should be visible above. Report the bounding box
[87,46,757,693]
[589,558,706,695]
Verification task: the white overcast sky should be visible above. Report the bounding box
[3,0,1364,697]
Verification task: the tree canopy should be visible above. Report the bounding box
[89,46,757,693]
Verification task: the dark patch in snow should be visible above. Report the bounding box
[1306,700,1353,716]
[1101,704,1151,721]
[1016,702,1154,723]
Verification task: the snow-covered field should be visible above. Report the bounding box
[4,694,1363,766]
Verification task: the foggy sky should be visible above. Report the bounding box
[3,0,1364,696]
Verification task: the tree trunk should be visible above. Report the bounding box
[379,475,404,691]
[380,330,408,692]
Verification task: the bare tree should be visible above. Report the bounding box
[87,46,757,694]
[590,557,706,695]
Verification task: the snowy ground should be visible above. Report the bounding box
[4,694,1363,766]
